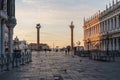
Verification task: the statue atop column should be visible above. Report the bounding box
[70,21,74,29]
[71,21,73,25]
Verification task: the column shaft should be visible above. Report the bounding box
[71,28,74,50]
[110,19,112,31]
[8,27,13,54]
[116,15,119,29]
[116,38,119,50]
[109,39,112,51]
[0,19,2,56]
[1,20,5,55]
[113,38,115,50]
[37,29,40,50]
[113,17,115,30]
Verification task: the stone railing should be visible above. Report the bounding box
[75,50,120,62]
[0,50,32,71]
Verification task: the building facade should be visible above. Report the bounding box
[83,0,120,51]
[0,0,16,56]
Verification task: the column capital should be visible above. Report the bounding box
[7,16,17,28]
[36,23,41,29]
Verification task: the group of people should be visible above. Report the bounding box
[65,48,70,55]
[44,49,52,53]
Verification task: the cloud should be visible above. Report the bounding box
[22,0,34,3]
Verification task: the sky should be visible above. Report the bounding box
[14,0,112,48]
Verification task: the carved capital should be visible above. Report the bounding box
[7,16,17,28]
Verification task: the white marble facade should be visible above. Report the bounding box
[0,0,16,55]
[83,0,120,51]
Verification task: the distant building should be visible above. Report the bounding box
[29,43,49,51]
[13,36,29,52]
[75,46,84,51]
[83,0,120,51]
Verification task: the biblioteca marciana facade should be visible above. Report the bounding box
[0,0,16,55]
[83,0,120,51]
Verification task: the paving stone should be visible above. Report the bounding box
[0,51,120,80]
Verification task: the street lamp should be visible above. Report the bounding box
[36,24,41,51]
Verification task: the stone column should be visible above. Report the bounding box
[0,19,2,56]
[107,19,109,31]
[8,27,14,54]
[105,39,107,51]
[102,22,104,33]
[104,40,106,50]
[113,17,115,30]
[109,39,112,51]
[116,15,119,29]
[7,0,16,55]
[103,21,105,33]
[113,38,115,50]
[119,16,120,29]
[1,19,5,55]
[104,39,106,51]
[100,22,102,33]
[100,40,102,50]
[116,38,119,50]
[107,20,109,31]
[114,38,116,50]
[111,38,113,51]
[118,37,120,51]
[104,21,106,32]
[109,19,112,31]
[36,24,41,51]
[7,17,16,56]
[69,21,74,53]
[103,39,105,50]
[102,40,104,50]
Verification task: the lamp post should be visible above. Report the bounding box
[36,24,41,51]
[69,21,74,55]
